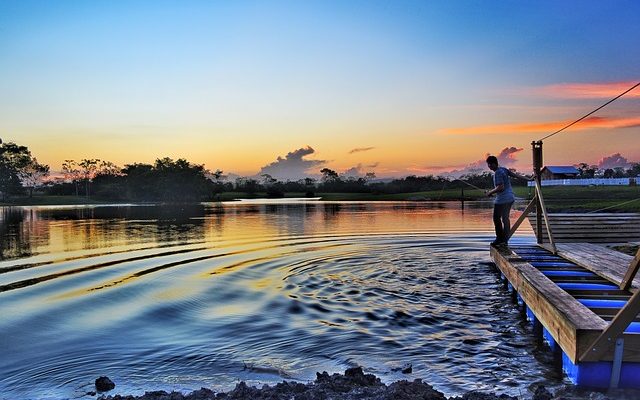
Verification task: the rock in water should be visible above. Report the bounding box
[95,376,115,392]
[532,385,553,400]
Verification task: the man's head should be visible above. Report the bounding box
[486,155,499,171]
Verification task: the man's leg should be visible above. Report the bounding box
[492,204,504,243]
[500,201,514,243]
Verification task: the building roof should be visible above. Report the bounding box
[542,166,580,174]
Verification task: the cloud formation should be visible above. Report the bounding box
[440,146,524,177]
[597,153,632,170]
[444,116,640,135]
[495,146,524,166]
[348,147,375,154]
[531,81,640,99]
[341,163,378,178]
[258,146,326,181]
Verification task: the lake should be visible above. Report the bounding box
[0,200,562,399]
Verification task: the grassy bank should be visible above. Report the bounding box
[2,186,639,212]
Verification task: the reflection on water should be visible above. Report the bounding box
[0,201,552,399]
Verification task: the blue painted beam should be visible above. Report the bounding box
[577,299,628,309]
[562,353,640,388]
[542,270,596,277]
[557,282,619,290]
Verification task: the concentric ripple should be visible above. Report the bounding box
[0,202,556,399]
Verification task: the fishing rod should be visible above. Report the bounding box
[452,178,486,192]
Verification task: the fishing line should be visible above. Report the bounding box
[452,178,486,192]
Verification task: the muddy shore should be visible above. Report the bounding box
[99,367,639,400]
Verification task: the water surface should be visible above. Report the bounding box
[0,201,561,399]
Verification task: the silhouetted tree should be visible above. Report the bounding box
[0,142,37,200]
[122,163,156,200]
[152,157,209,202]
[21,158,50,197]
[613,167,626,178]
[235,177,261,195]
[603,168,615,178]
[627,163,640,177]
[320,168,339,182]
[62,160,82,196]
[79,158,100,198]
[575,163,598,178]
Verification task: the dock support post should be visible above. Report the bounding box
[531,141,557,254]
[610,338,624,388]
[532,141,544,245]
[505,141,556,252]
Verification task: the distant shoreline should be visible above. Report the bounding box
[2,185,639,212]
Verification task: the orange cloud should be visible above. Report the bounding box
[444,116,640,135]
[532,81,640,99]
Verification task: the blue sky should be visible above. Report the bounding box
[1,0,639,178]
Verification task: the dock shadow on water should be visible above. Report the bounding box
[1,201,571,399]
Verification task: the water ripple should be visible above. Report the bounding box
[0,202,552,399]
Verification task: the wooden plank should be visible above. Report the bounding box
[620,334,640,362]
[540,228,640,231]
[538,225,640,228]
[621,248,640,291]
[553,243,640,292]
[527,216,640,242]
[536,216,640,219]
[537,233,640,238]
[580,288,640,362]
[530,213,640,217]
[532,222,640,226]
[537,230,640,234]
[491,246,606,362]
[535,235,640,244]
[529,221,640,225]
[528,221,640,228]
[536,227,640,231]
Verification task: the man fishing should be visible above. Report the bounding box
[485,156,531,246]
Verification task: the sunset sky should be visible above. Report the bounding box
[1,0,639,179]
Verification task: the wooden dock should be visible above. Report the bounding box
[490,241,640,388]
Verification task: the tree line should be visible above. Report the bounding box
[1,140,639,203]
[0,141,49,201]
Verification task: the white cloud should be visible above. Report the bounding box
[440,146,524,177]
[597,153,632,170]
[258,146,326,181]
